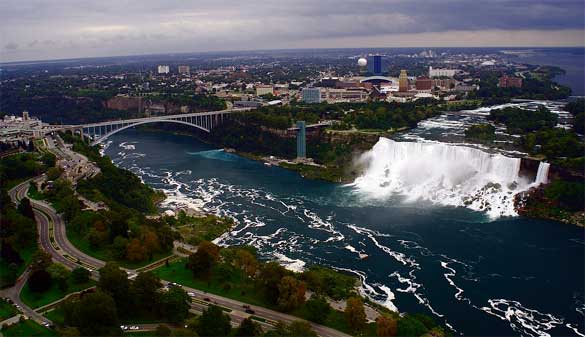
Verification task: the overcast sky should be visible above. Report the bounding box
[1,0,584,62]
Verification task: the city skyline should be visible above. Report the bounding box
[1,0,584,62]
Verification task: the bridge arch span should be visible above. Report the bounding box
[89,119,210,145]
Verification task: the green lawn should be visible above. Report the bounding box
[67,228,172,269]
[1,319,57,337]
[27,184,45,200]
[43,308,65,327]
[152,258,274,308]
[20,277,95,309]
[0,299,18,321]
[0,246,37,289]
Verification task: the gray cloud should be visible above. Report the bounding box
[0,0,583,61]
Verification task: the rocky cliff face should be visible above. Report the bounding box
[515,186,585,227]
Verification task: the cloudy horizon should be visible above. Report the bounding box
[1,0,584,62]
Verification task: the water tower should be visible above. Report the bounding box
[357,57,367,75]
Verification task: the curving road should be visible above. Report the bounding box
[7,178,351,337]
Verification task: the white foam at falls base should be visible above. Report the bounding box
[352,138,549,218]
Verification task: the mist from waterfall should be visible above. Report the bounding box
[352,138,550,218]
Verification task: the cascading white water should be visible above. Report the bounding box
[534,162,550,185]
[352,138,550,218]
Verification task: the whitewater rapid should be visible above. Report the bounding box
[352,138,550,218]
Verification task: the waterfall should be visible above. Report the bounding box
[534,162,550,185]
[352,138,543,218]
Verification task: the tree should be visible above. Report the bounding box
[0,242,23,266]
[71,267,90,284]
[63,291,120,336]
[345,296,366,332]
[133,272,162,312]
[17,197,35,219]
[143,230,160,259]
[234,249,258,278]
[98,262,130,312]
[304,295,331,324]
[112,236,128,260]
[87,228,106,250]
[155,324,172,337]
[195,305,231,337]
[46,167,62,181]
[277,276,306,311]
[30,250,52,272]
[158,286,191,323]
[258,262,287,304]
[47,263,71,291]
[126,238,147,262]
[28,269,52,293]
[236,317,262,337]
[287,321,318,337]
[186,241,220,278]
[376,315,398,337]
[396,315,428,337]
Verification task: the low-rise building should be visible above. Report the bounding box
[321,88,368,103]
[433,78,457,91]
[255,85,274,97]
[429,66,457,78]
[178,65,190,75]
[499,75,523,88]
[415,77,433,91]
[302,87,322,104]
[157,65,170,74]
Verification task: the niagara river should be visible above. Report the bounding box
[103,119,584,336]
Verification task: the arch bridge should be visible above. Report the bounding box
[65,108,249,146]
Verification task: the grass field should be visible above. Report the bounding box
[67,229,172,269]
[1,319,57,337]
[152,258,274,308]
[20,277,96,309]
[0,299,18,321]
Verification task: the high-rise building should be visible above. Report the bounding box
[399,70,409,92]
[296,121,306,159]
[178,65,190,75]
[367,55,383,75]
[302,88,321,103]
[157,65,170,74]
